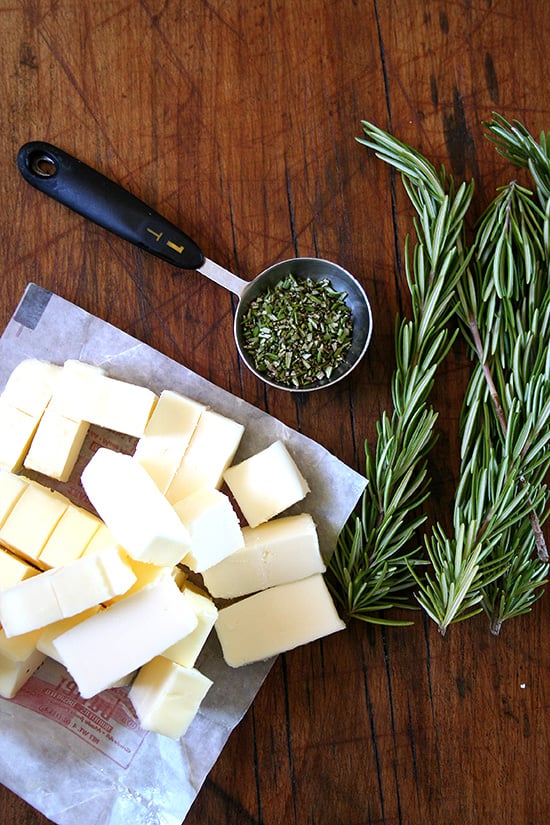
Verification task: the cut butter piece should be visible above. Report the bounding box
[0,359,61,416]
[134,390,205,492]
[53,574,198,699]
[24,404,89,482]
[0,481,70,565]
[173,487,244,572]
[223,440,310,527]
[0,649,45,699]
[0,625,43,662]
[163,585,218,668]
[0,544,136,637]
[215,573,345,667]
[129,656,213,739]
[39,504,102,567]
[202,512,325,599]
[55,360,157,437]
[0,546,39,590]
[0,471,29,528]
[0,400,41,472]
[165,409,244,503]
[81,447,190,566]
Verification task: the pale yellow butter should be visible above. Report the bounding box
[0,625,43,662]
[173,487,244,572]
[81,447,191,566]
[0,401,41,472]
[0,649,45,699]
[1,359,61,416]
[163,585,218,668]
[0,544,137,637]
[0,471,29,528]
[39,504,102,567]
[0,546,38,590]
[202,512,325,599]
[129,655,213,739]
[215,573,345,667]
[165,409,244,503]
[36,606,102,662]
[134,390,205,492]
[0,482,69,564]
[53,574,199,698]
[223,440,310,527]
[55,360,157,437]
[24,405,89,482]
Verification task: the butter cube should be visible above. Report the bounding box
[0,471,29,527]
[0,544,137,637]
[56,360,157,437]
[129,656,213,739]
[39,504,102,567]
[53,574,199,698]
[0,649,45,699]
[165,409,244,503]
[215,573,345,667]
[0,625,43,661]
[0,546,38,590]
[163,585,218,668]
[24,404,89,482]
[0,400,41,472]
[0,482,69,564]
[1,359,61,416]
[80,522,117,556]
[134,390,205,492]
[173,487,244,572]
[223,440,310,527]
[81,448,191,566]
[202,513,325,599]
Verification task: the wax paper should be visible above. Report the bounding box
[0,284,366,825]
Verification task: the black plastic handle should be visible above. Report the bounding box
[17,141,205,270]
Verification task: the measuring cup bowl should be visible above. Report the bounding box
[233,257,373,392]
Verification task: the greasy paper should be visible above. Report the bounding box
[0,284,366,825]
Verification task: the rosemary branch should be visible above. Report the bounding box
[326,122,473,625]
[414,139,550,635]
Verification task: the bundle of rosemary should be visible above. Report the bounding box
[328,114,550,634]
[326,123,473,625]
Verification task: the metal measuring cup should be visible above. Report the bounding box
[17,141,372,391]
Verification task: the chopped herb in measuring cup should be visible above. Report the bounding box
[240,273,354,388]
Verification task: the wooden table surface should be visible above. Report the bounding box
[1,1,549,823]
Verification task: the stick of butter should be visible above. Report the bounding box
[81,447,191,566]
[215,573,345,667]
[0,545,136,637]
[52,574,198,698]
[201,513,325,599]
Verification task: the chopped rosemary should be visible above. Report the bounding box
[240,273,353,388]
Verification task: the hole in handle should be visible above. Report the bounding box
[27,150,58,178]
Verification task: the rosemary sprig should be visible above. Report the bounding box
[414,164,550,634]
[326,122,473,625]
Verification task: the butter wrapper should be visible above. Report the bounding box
[0,284,366,825]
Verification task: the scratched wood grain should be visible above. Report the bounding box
[1,1,549,824]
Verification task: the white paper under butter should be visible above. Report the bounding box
[0,284,367,825]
